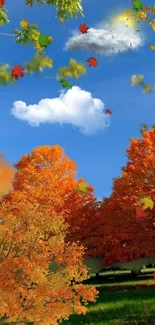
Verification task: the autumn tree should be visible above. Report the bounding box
[95,127,155,266]
[1,145,98,256]
[0,151,98,325]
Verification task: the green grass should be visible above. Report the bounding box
[60,272,155,325]
[60,287,155,325]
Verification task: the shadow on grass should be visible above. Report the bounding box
[60,288,155,325]
[83,273,154,286]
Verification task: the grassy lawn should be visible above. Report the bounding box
[60,272,155,325]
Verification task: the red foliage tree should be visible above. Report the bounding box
[97,128,155,265]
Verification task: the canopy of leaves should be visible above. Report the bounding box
[25,0,84,23]
[92,128,155,265]
[2,145,97,253]
[0,146,98,325]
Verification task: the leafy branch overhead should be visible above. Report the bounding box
[0,0,86,88]
[25,0,84,23]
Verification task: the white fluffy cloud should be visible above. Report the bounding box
[11,86,110,135]
[65,22,143,55]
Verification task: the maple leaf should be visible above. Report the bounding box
[106,109,112,115]
[0,0,5,8]
[58,78,73,89]
[20,19,29,29]
[132,0,143,12]
[79,23,89,34]
[38,33,52,48]
[139,196,154,210]
[11,65,25,81]
[86,57,98,67]
[136,206,146,219]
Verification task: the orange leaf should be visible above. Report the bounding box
[86,57,98,67]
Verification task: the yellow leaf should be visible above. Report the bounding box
[20,19,29,29]
[139,196,154,210]
[47,36,53,41]
[149,44,155,50]
[152,23,155,31]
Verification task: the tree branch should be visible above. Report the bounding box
[0,33,16,37]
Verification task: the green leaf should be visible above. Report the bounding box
[132,0,143,12]
[58,78,73,89]
[38,33,52,48]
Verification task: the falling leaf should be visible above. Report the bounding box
[106,109,112,115]
[139,196,154,210]
[152,23,155,31]
[79,24,89,34]
[57,59,86,79]
[38,33,52,48]
[20,19,29,29]
[0,0,5,8]
[132,0,143,12]
[136,206,146,219]
[86,57,98,67]
[58,78,73,89]
[11,65,25,81]
[149,44,155,50]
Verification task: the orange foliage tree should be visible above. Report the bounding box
[0,147,98,325]
[1,145,98,258]
[97,127,155,266]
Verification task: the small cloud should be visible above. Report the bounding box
[65,22,143,55]
[11,86,110,135]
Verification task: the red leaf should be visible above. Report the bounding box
[11,65,25,81]
[86,57,98,67]
[0,0,5,8]
[12,181,19,190]
[79,24,89,34]
[12,208,20,216]
[136,207,146,219]
[106,109,112,115]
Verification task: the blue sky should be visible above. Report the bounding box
[0,0,155,200]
